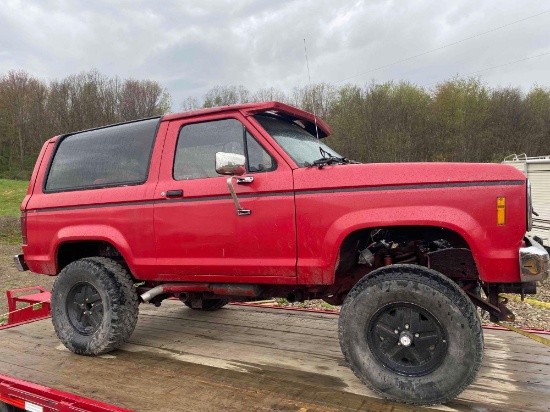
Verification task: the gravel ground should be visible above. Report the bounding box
[1,242,548,330]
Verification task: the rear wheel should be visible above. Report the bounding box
[51,257,139,355]
[338,264,483,405]
[184,298,229,311]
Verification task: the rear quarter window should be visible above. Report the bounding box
[45,118,159,192]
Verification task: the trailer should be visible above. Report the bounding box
[1,288,550,411]
[504,154,550,246]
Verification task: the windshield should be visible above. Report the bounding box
[254,115,342,167]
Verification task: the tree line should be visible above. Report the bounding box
[1,69,549,179]
[0,70,171,179]
[185,79,550,164]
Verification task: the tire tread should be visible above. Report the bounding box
[338,264,483,406]
[51,257,139,356]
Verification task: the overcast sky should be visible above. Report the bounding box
[1,0,549,110]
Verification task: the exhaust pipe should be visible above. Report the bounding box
[140,283,264,302]
[140,285,164,302]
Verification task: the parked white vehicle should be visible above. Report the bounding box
[504,154,550,247]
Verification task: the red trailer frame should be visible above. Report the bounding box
[1,287,51,330]
[0,375,131,412]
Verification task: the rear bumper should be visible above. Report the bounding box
[519,236,549,282]
[13,254,29,272]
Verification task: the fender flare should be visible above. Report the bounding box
[322,205,484,282]
[52,225,136,274]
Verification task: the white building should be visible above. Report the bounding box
[503,154,550,247]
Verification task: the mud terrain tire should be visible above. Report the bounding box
[51,257,139,355]
[339,264,483,405]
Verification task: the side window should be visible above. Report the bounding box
[246,131,274,172]
[174,119,244,180]
[174,119,275,180]
[45,118,159,192]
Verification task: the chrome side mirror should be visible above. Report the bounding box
[215,152,251,216]
[215,152,246,176]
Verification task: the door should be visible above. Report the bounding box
[154,112,297,281]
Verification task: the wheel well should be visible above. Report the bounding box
[57,241,125,273]
[336,226,470,274]
[327,225,478,305]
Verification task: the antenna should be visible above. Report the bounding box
[303,39,322,148]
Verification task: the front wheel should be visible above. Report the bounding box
[51,257,139,356]
[338,264,483,405]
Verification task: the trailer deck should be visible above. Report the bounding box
[1,301,549,411]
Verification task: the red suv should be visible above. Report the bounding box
[15,102,549,405]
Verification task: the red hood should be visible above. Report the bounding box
[293,162,526,191]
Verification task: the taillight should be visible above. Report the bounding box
[20,211,28,244]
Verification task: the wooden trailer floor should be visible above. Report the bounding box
[1,302,549,412]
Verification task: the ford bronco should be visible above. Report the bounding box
[14,102,549,405]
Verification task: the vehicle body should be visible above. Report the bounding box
[503,154,550,247]
[14,101,549,405]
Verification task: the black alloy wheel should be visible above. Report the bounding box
[66,282,104,335]
[367,303,447,376]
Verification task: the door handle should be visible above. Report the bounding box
[236,176,254,184]
[165,190,183,198]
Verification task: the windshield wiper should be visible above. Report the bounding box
[306,156,348,168]
[305,147,359,168]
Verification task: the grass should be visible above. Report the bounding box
[0,216,21,244]
[320,302,339,311]
[0,179,28,244]
[0,179,28,217]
